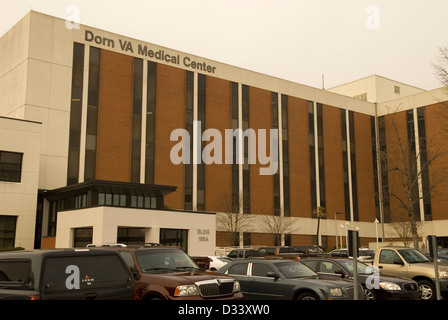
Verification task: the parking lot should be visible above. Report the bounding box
[2,244,447,302]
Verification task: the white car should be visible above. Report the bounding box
[208,256,232,271]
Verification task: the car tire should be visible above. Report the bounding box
[363,287,376,300]
[296,292,319,300]
[418,280,436,300]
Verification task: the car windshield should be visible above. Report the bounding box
[398,249,430,263]
[338,260,374,275]
[277,262,317,279]
[359,250,375,257]
[135,249,199,274]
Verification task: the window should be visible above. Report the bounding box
[184,71,194,210]
[394,86,400,94]
[252,263,274,277]
[0,260,30,283]
[67,42,85,185]
[0,151,22,182]
[160,229,188,252]
[117,227,145,245]
[84,46,101,181]
[197,73,206,211]
[145,61,157,184]
[119,252,136,270]
[231,82,239,212]
[378,249,401,264]
[228,263,248,276]
[131,58,143,183]
[0,216,17,248]
[281,94,290,216]
[242,84,250,213]
[73,228,93,247]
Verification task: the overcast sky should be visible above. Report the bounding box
[1,0,447,91]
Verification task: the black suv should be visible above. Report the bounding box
[0,249,135,300]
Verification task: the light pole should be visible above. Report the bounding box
[374,218,379,249]
[334,212,342,249]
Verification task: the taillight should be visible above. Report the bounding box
[30,295,41,300]
[133,287,139,300]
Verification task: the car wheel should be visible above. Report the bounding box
[363,287,376,300]
[418,280,435,300]
[296,292,319,300]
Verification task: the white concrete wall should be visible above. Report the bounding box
[0,117,41,249]
[329,75,426,104]
[56,206,216,256]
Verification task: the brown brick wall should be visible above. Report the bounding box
[288,97,311,218]
[354,112,376,222]
[322,105,345,220]
[154,64,186,209]
[96,50,133,182]
[249,87,274,215]
[424,103,448,220]
[205,76,232,212]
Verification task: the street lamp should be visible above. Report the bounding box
[334,212,343,249]
[374,218,379,249]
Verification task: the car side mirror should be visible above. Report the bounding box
[266,271,279,279]
[335,269,345,278]
[129,266,139,279]
[393,259,404,265]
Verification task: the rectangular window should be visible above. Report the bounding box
[0,151,22,182]
[317,103,326,209]
[84,46,101,181]
[242,85,250,213]
[118,227,145,245]
[73,227,93,248]
[67,42,85,185]
[145,61,157,184]
[197,74,206,211]
[184,71,194,210]
[281,95,290,217]
[231,82,239,212]
[160,229,188,252]
[0,216,17,248]
[309,101,317,215]
[272,92,280,216]
[131,58,143,183]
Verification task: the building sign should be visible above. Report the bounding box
[197,229,210,242]
[84,30,216,74]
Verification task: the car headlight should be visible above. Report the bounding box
[329,288,343,297]
[233,280,241,292]
[174,284,199,296]
[379,282,401,291]
[438,271,448,278]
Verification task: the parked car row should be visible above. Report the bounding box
[0,246,243,300]
[2,245,445,300]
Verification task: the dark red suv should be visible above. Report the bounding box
[93,245,243,300]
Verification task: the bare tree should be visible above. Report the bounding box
[389,212,422,247]
[379,106,448,249]
[432,46,448,89]
[259,212,298,246]
[215,192,253,246]
[314,206,326,246]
